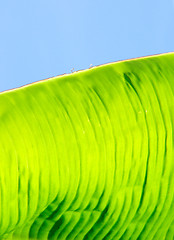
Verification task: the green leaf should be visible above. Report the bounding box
[1,52,174,239]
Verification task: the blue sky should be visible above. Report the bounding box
[0,0,174,92]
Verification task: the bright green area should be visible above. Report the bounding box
[0,53,174,239]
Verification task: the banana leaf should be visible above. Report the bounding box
[0,52,174,239]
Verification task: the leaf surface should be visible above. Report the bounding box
[1,53,174,239]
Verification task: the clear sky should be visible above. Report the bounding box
[0,0,174,92]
